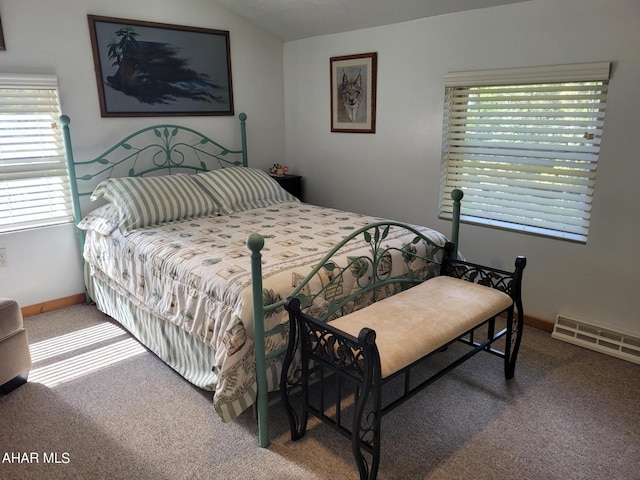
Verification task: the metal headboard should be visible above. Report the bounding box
[60,112,248,257]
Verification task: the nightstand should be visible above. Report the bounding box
[272,174,303,201]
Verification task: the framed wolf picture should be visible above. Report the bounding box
[330,52,377,133]
[88,15,234,117]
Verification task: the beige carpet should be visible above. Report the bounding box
[1,303,638,479]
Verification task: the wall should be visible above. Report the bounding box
[283,0,640,335]
[0,0,285,307]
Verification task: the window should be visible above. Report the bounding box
[0,74,73,233]
[440,62,610,243]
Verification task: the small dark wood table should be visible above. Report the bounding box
[272,174,303,201]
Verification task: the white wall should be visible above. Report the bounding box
[283,0,640,335]
[0,0,285,307]
[2,0,638,336]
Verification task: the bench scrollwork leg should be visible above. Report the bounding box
[352,328,381,480]
[504,255,527,379]
[281,297,309,440]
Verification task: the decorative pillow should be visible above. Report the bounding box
[90,174,219,233]
[76,204,120,236]
[193,167,299,214]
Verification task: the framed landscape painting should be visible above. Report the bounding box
[330,52,377,133]
[88,15,234,117]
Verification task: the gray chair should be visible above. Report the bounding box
[0,298,32,394]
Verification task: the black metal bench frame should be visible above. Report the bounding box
[280,242,526,480]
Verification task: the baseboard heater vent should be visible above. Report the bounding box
[552,315,640,365]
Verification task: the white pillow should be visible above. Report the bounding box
[76,204,120,236]
[91,174,220,233]
[193,167,299,214]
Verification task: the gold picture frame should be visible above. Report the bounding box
[330,52,377,133]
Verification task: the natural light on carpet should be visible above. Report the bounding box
[29,323,146,387]
[29,323,126,362]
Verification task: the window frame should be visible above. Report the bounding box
[0,74,73,233]
[439,62,610,243]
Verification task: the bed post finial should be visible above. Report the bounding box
[239,113,248,167]
[451,188,463,257]
[247,232,264,253]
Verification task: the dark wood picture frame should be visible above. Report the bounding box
[88,15,234,117]
[0,16,6,51]
[330,52,377,133]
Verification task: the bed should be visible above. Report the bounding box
[61,113,464,447]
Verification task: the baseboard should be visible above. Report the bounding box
[20,293,555,333]
[524,314,553,332]
[21,293,86,318]
[499,313,553,333]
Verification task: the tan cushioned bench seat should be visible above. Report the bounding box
[328,276,513,379]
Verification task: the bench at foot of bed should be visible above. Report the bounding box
[280,242,526,480]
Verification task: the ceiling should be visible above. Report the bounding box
[213,0,531,42]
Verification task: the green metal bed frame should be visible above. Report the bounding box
[61,113,248,260]
[247,211,463,448]
[61,113,463,448]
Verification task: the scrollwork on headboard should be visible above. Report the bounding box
[61,113,248,273]
[60,113,248,219]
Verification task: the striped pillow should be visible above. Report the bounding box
[91,174,219,233]
[193,167,299,214]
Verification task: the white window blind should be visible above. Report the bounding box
[0,74,73,233]
[440,62,610,243]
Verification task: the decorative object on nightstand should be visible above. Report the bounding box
[269,163,289,176]
[272,173,303,201]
